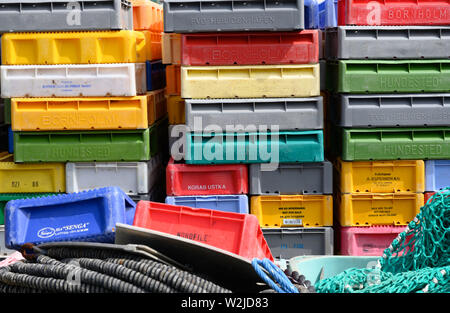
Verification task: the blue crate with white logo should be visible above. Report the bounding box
[305,0,337,29]
[4,186,136,249]
[146,60,166,91]
[165,195,249,214]
[425,160,450,192]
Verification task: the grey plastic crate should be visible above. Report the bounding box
[326,26,450,60]
[163,0,304,33]
[65,155,164,195]
[168,124,187,161]
[330,93,450,128]
[249,161,333,195]
[185,97,323,131]
[262,227,333,259]
[0,226,16,257]
[0,0,132,32]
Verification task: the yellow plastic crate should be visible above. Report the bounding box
[251,195,333,228]
[162,33,181,65]
[142,31,162,61]
[337,193,423,227]
[147,89,167,126]
[181,64,320,99]
[336,158,425,193]
[167,95,185,125]
[1,31,146,65]
[0,152,65,193]
[11,97,149,131]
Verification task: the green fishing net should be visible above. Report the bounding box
[316,188,450,293]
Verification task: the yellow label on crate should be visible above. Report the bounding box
[250,195,333,228]
[338,193,423,227]
[147,89,167,126]
[1,31,146,65]
[167,95,185,125]
[181,64,320,99]
[0,153,65,193]
[336,158,425,193]
[11,97,149,131]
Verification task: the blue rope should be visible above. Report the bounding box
[252,258,299,293]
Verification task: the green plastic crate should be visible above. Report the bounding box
[327,60,450,93]
[14,129,150,163]
[0,193,60,225]
[342,127,450,161]
[3,99,10,125]
[149,116,168,158]
[186,130,324,165]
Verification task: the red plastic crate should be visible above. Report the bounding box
[339,225,406,256]
[132,201,274,261]
[181,31,319,66]
[166,158,248,196]
[338,0,450,26]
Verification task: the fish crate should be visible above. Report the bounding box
[165,195,249,214]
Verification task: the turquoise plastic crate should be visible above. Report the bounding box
[186,130,324,165]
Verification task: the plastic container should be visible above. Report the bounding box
[288,256,379,286]
[326,26,450,60]
[251,195,333,228]
[166,158,248,196]
[66,155,164,195]
[165,64,181,96]
[262,227,333,259]
[163,0,305,33]
[305,0,338,29]
[185,97,323,131]
[331,93,450,128]
[7,126,13,153]
[132,0,163,32]
[162,33,181,65]
[336,158,425,194]
[339,225,406,256]
[338,0,450,26]
[13,129,150,163]
[341,127,450,161]
[0,0,133,32]
[326,60,450,94]
[11,96,149,131]
[5,187,136,249]
[147,89,167,126]
[181,64,320,99]
[142,31,162,61]
[0,193,60,225]
[146,61,166,92]
[180,31,319,65]
[167,95,185,125]
[168,124,186,161]
[337,193,423,227]
[1,63,147,98]
[0,226,16,256]
[0,152,65,193]
[249,161,333,195]
[132,201,274,261]
[1,31,146,65]
[186,130,324,165]
[165,195,249,214]
[425,160,450,192]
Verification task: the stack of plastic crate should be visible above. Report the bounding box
[325,0,450,256]
[0,0,167,237]
[161,0,333,261]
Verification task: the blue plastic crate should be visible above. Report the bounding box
[165,195,249,214]
[4,186,136,249]
[425,160,450,192]
[305,0,337,29]
[146,60,166,91]
[8,126,13,154]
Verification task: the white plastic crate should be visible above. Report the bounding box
[66,154,164,195]
[1,63,147,97]
[0,226,16,257]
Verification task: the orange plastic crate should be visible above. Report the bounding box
[166,65,181,96]
[132,0,163,32]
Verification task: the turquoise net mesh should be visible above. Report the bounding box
[316,188,450,293]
